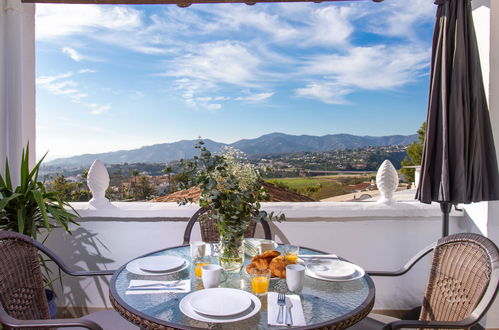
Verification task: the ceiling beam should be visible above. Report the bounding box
[22,0,382,5]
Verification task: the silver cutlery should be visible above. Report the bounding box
[129,280,182,289]
[127,287,184,291]
[285,296,293,326]
[298,254,338,259]
[277,292,285,324]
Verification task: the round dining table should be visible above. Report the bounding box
[109,244,375,330]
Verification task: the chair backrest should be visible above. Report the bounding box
[0,231,51,325]
[419,233,499,326]
[183,208,272,245]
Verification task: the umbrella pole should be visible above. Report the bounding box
[440,202,452,237]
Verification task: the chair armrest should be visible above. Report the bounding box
[383,317,477,329]
[367,242,436,277]
[0,305,102,330]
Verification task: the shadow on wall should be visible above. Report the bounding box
[49,227,116,316]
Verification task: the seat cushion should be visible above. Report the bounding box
[57,311,139,330]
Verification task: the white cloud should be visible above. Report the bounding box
[295,83,351,104]
[62,47,82,61]
[36,4,142,39]
[165,41,261,86]
[79,69,97,74]
[235,92,274,102]
[90,104,112,115]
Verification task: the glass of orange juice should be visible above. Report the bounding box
[194,256,212,278]
[283,245,300,264]
[250,269,271,296]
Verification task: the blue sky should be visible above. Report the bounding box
[35,0,436,159]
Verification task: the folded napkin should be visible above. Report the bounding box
[126,279,191,295]
[244,238,261,256]
[267,292,306,326]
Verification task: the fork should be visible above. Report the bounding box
[277,292,286,324]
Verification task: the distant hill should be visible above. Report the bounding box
[45,133,417,168]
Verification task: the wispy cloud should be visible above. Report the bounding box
[89,104,111,115]
[62,47,82,61]
[79,69,97,74]
[235,92,274,102]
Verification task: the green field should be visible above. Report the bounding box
[266,174,373,201]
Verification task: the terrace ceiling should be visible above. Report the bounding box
[23,0,382,6]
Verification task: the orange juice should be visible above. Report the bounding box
[251,276,269,294]
[285,252,298,264]
[195,263,208,277]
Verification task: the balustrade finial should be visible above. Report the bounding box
[376,159,399,204]
[87,159,110,207]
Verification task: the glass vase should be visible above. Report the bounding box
[218,235,245,273]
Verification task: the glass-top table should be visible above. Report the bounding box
[109,245,375,330]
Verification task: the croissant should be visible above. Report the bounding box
[269,256,287,279]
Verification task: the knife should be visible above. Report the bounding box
[285,297,293,326]
[127,287,184,291]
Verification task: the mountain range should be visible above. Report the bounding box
[45,132,417,168]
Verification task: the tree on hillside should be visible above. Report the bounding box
[400,122,426,183]
[163,165,173,194]
[134,175,156,200]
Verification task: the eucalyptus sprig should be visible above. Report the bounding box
[178,140,284,239]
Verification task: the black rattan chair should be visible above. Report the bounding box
[183,207,272,245]
[350,233,499,330]
[0,231,138,330]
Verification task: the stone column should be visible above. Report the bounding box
[0,0,36,184]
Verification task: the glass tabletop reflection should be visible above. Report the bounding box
[110,245,374,329]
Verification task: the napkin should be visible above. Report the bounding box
[267,292,306,326]
[243,238,261,256]
[125,279,191,295]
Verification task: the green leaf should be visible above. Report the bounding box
[0,193,22,210]
[4,159,12,190]
[17,207,25,234]
[31,190,49,229]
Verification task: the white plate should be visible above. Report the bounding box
[305,261,365,282]
[180,288,261,323]
[126,257,189,276]
[306,260,356,279]
[189,288,252,316]
[135,256,186,273]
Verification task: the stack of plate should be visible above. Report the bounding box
[180,288,261,323]
[305,260,365,282]
[126,256,189,276]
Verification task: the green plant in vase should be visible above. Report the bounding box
[178,140,284,272]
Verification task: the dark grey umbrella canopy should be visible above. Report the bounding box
[416,0,499,207]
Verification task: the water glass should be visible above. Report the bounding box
[249,268,271,296]
[190,241,206,260]
[283,244,300,263]
[194,256,212,278]
[286,264,305,293]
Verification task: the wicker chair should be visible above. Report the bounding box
[182,207,272,245]
[350,233,499,330]
[0,231,138,330]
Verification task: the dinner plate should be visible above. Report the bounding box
[180,288,261,323]
[306,260,356,279]
[126,256,189,276]
[305,261,365,282]
[135,256,186,273]
[189,288,252,316]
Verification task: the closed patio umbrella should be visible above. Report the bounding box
[416,0,499,237]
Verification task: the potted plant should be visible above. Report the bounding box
[178,141,284,272]
[0,144,79,317]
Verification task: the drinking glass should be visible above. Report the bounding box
[283,244,300,264]
[190,241,206,260]
[249,268,271,296]
[194,256,212,278]
[286,264,305,292]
